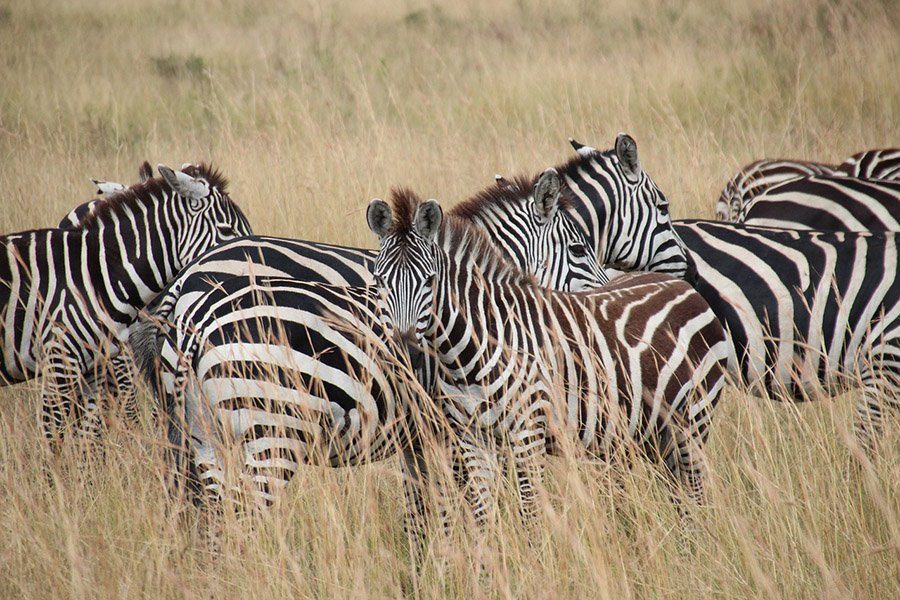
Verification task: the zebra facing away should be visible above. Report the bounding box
[741,175,900,231]
[53,161,156,431]
[560,134,900,452]
[367,190,729,525]
[0,163,253,450]
[138,170,608,547]
[715,148,900,223]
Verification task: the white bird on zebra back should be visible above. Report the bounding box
[367,188,729,527]
[0,162,253,454]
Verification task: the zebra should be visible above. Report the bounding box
[561,134,900,453]
[131,167,608,398]
[716,148,900,222]
[366,190,729,526]
[51,161,157,431]
[741,175,900,231]
[838,148,900,181]
[135,169,609,548]
[0,163,253,451]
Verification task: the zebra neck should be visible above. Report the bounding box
[83,204,176,310]
[431,262,544,379]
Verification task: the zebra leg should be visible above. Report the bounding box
[40,336,85,455]
[854,358,900,455]
[399,442,438,562]
[455,425,500,529]
[510,423,547,525]
[672,427,707,504]
[109,354,139,427]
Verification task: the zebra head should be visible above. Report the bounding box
[455,169,608,291]
[367,193,443,366]
[157,163,254,268]
[526,168,609,290]
[562,134,691,280]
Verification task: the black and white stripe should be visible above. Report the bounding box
[742,175,900,231]
[367,190,728,524]
[562,134,900,452]
[716,148,900,223]
[0,163,253,449]
[134,170,607,545]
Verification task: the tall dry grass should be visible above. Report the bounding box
[0,0,898,597]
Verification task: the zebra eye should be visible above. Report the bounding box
[657,204,670,216]
[216,224,236,236]
[425,274,436,287]
[570,243,587,258]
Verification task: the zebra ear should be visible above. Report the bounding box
[367,199,393,239]
[158,164,210,199]
[138,161,153,183]
[615,133,641,183]
[413,199,443,243]
[532,168,561,225]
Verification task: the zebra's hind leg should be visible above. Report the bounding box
[455,426,500,529]
[672,427,707,505]
[854,357,900,456]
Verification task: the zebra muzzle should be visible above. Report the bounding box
[396,330,425,370]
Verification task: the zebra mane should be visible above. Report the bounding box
[450,172,575,220]
[387,187,535,286]
[76,163,228,230]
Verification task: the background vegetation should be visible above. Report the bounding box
[0,0,897,597]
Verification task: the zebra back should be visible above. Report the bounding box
[838,148,900,181]
[717,148,900,223]
[742,175,900,231]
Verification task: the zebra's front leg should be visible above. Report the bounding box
[509,411,547,525]
[454,424,500,529]
[40,336,85,455]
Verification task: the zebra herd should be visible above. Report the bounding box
[1,135,897,554]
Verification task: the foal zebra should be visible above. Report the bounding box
[133,170,608,543]
[0,163,252,449]
[716,148,900,223]
[560,134,900,452]
[367,190,728,524]
[741,175,900,231]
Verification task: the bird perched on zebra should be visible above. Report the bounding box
[132,169,609,549]
[0,163,253,451]
[562,134,900,453]
[716,148,900,223]
[366,189,729,526]
[58,161,155,230]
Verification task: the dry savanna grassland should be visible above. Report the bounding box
[0,0,898,598]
